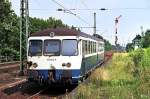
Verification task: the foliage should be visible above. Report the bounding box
[129,49,144,77]
[129,49,144,66]
[126,29,150,52]
[140,48,150,70]
[77,52,150,99]
[29,17,68,33]
[141,30,150,48]
[0,0,69,60]
[104,40,112,51]
[126,43,134,52]
[0,47,20,59]
[0,0,20,58]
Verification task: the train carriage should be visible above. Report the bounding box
[26,28,104,85]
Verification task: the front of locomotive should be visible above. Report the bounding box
[26,32,82,85]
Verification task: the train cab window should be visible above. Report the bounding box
[29,40,42,56]
[44,40,60,56]
[62,39,78,56]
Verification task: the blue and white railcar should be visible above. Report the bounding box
[26,28,104,84]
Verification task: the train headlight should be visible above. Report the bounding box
[26,61,32,69]
[66,62,71,68]
[32,63,38,68]
[62,63,66,67]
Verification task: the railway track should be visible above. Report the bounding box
[0,79,26,90]
[0,61,20,74]
[0,61,20,66]
[0,80,77,99]
[26,87,50,99]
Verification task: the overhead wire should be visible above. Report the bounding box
[57,7,150,11]
[28,7,150,12]
[51,0,91,26]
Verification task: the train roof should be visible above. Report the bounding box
[30,28,103,41]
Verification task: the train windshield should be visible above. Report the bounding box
[29,40,42,56]
[44,40,61,56]
[62,39,78,56]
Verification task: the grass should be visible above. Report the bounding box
[76,51,150,99]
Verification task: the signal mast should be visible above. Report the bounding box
[115,15,122,46]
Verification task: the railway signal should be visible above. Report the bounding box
[115,15,122,46]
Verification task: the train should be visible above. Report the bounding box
[26,28,104,85]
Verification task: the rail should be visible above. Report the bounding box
[0,61,20,66]
[0,79,27,90]
[27,87,49,99]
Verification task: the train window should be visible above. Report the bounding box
[62,39,78,56]
[96,42,98,52]
[92,42,93,53]
[29,40,42,56]
[98,43,101,52]
[93,42,95,53]
[82,40,86,55]
[94,42,96,52]
[101,43,104,51]
[88,41,92,54]
[99,43,103,52]
[92,42,94,53]
[85,40,88,54]
[44,40,60,56]
[90,41,92,54]
[91,41,92,53]
[88,41,91,54]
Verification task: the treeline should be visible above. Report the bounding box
[0,0,69,60]
[126,30,150,52]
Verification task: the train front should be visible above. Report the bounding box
[26,36,82,85]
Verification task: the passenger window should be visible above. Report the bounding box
[62,40,78,56]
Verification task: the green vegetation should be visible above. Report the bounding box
[0,0,69,60]
[142,30,150,48]
[126,30,150,51]
[77,50,150,99]
[104,40,112,51]
[126,43,134,52]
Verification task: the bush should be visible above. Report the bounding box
[140,48,150,70]
[0,47,19,61]
[77,52,150,99]
[129,49,144,66]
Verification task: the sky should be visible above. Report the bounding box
[11,0,150,46]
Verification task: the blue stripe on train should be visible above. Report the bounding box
[36,69,80,82]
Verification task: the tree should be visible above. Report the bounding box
[29,17,68,34]
[104,40,112,51]
[0,0,19,58]
[126,43,134,52]
[141,30,150,48]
